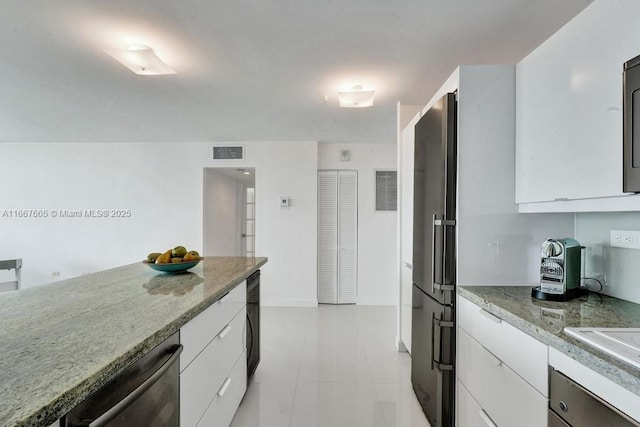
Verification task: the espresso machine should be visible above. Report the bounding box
[531,238,589,301]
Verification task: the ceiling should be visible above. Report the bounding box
[0,0,594,144]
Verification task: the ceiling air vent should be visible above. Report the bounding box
[213,145,244,160]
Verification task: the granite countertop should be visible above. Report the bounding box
[458,286,640,396]
[0,256,267,427]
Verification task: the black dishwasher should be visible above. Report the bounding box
[246,269,260,382]
[62,332,182,427]
[549,367,639,426]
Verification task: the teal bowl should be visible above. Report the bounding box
[143,259,202,273]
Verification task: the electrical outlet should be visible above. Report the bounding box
[610,230,640,249]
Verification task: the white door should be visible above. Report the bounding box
[318,170,358,304]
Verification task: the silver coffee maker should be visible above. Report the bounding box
[531,238,588,301]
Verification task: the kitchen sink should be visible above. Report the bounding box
[564,328,640,370]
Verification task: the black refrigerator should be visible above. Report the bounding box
[411,92,457,427]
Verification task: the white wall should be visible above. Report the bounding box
[0,141,318,306]
[576,212,640,304]
[456,66,576,285]
[318,142,398,305]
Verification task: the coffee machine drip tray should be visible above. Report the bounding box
[531,286,588,302]
[565,328,640,370]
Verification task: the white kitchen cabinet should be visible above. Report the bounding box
[457,295,548,427]
[515,0,640,212]
[180,284,247,427]
[181,282,246,372]
[456,380,497,427]
[457,296,548,395]
[196,350,247,427]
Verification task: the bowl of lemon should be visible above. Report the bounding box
[143,246,203,273]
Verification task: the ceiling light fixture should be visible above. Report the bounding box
[105,45,176,75]
[338,85,375,108]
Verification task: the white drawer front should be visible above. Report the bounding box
[457,380,498,427]
[197,350,248,427]
[458,328,547,427]
[180,306,246,427]
[181,281,246,371]
[457,295,548,395]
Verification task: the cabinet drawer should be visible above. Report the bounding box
[180,307,246,427]
[181,281,246,371]
[457,295,548,395]
[458,328,547,427]
[457,380,498,427]
[197,350,248,427]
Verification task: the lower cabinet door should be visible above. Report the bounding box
[197,351,247,427]
[457,379,498,427]
[457,328,548,427]
[180,307,246,427]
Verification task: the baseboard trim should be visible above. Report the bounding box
[356,297,397,306]
[395,335,409,353]
[261,298,318,307]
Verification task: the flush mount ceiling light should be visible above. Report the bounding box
[105,45,176,75]
[338,85,375,108]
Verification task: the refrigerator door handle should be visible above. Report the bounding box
[432,215,456,293]
[430,314,454,371]
[431,214,437,294]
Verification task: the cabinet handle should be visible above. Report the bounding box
[485,348,503,367]
[478,409,497,427]
[217,377,232,397]
[217,324,231,340]
[218,292,230,304]
[479,308,502,324]
[403,261,413,270]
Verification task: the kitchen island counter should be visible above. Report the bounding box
[458,286,640,397]
[0,256,267,427]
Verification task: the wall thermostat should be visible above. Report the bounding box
[280,197,290,208]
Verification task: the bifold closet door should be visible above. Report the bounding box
[318,170,357,304]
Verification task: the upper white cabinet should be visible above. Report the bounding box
[515,0,640,212]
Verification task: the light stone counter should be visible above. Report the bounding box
[0,256,267,427]
[458,286,640,397]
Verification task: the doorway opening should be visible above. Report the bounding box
[203,168,255,256]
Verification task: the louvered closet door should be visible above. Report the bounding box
[318,170,358,304]
[318,171,339,304]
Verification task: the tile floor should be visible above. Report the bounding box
[230,305,430,427]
